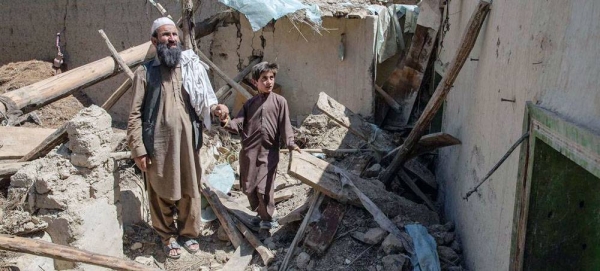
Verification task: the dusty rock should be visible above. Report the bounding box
[443,232,456,245]
[295,252,311,269]
[381,233,404,255]
[134,255,155,266]
[382,254,406,271]
[363,163,382,178]
[0,210,47,235]
[450,240,462,254]
[217,225,230,241]
[351,231,366,243]
[215,251,229,263]
[438,246,460,264]
[363,227,387,244]
[130,242,143,250]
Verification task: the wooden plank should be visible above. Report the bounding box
[280,192,324,271]
[201,184,244,248]
[98,29,135,80]
[315,92,395,153]
[304,199,346,254]
[289,151,438,225]
[222,241,254,271]
[397,169,436,211]
[217,194,261,232]
[274,187,294,203]
[382,132,461,163]
[380,1,491,185]
[0,127,55,159]
[404,159,437,189]
[379,0,442,127]
[0,41,154,117]
[232,217,275,265]
[279,200,310,225]
[215,57,262,100]
[0,234,158,271]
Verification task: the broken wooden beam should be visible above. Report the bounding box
[0,41,154,118]
[99,30,135,80]
[215,57,262,100]
[0,162,29,179]
[201,184,244,248]
[374,84,401,113]
[280,192,324,271]
[315,92,395,154]
[196,49,253,100]
[232,217,275,265]
[0,234,158,271]
[380,0,491,186]
[217,193,261,232]
[381,132,461,164]
[404,159,437,189]
[397,169,436,211]
[377,0,442,127]
[303,199,346,254]
[289,151,439,225]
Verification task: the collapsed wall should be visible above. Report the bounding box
[7,105,121,270]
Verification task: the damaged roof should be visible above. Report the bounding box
[303,0,419,18]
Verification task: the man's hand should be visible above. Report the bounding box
[291,145,302,153]
[134,155,149,172]
[212,104,230,121]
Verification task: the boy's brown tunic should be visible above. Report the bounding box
[225,92,295,219]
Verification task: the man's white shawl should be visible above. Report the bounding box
[180,49,218,130]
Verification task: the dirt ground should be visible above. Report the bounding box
[0,60,91,128]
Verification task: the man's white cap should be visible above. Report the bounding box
[151,17,176,35]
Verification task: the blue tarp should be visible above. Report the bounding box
[219,0,322,31]
[405,224,441,271]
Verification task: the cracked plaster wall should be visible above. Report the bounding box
[435,0,600,270]
[0,0,224,123]
[210,15,377,120]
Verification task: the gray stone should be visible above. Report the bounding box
[130,242,143,250]
[363,227,387,244]
[438,246,460,263]
[351,231,366,243]
[381,234,404,255]
[443,232,456,245]
[382,254,406,271]
[295,252,311,269]
[450,240,462,254]
[307,260,316,270]
[364,163,382,178]
[217,225,230,241]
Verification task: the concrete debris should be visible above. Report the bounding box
[134,255,155,266]
[217,224,231,241]
[438,246,460,264]
[0,210,47,235]
[363,227,387,245]
[5,105,122,271]
[381,233,405,255]
[363,163,382,178]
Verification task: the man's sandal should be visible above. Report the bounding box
[164,240,182,259]
[182,239,200,254]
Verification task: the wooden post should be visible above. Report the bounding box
[0,42,154,118]
[374,84,401,113]
[380,0,491,186]
[181,0,196,51]
[232,217,275,265]
[98,30,135,80]
[0,234,159,271]
[196,50,253,100]
[215,57,262,100]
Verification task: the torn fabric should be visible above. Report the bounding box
[218,0,322,31]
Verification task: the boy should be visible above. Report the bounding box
[222,62,301,229]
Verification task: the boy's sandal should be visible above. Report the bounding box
[182,239,200,254]
[164,240,182,259]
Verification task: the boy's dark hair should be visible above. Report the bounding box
[251,62,278,81]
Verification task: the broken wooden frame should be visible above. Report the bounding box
[510,103,600,270]
[380,0,492,185]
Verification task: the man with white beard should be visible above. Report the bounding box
[127,17,229,259]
